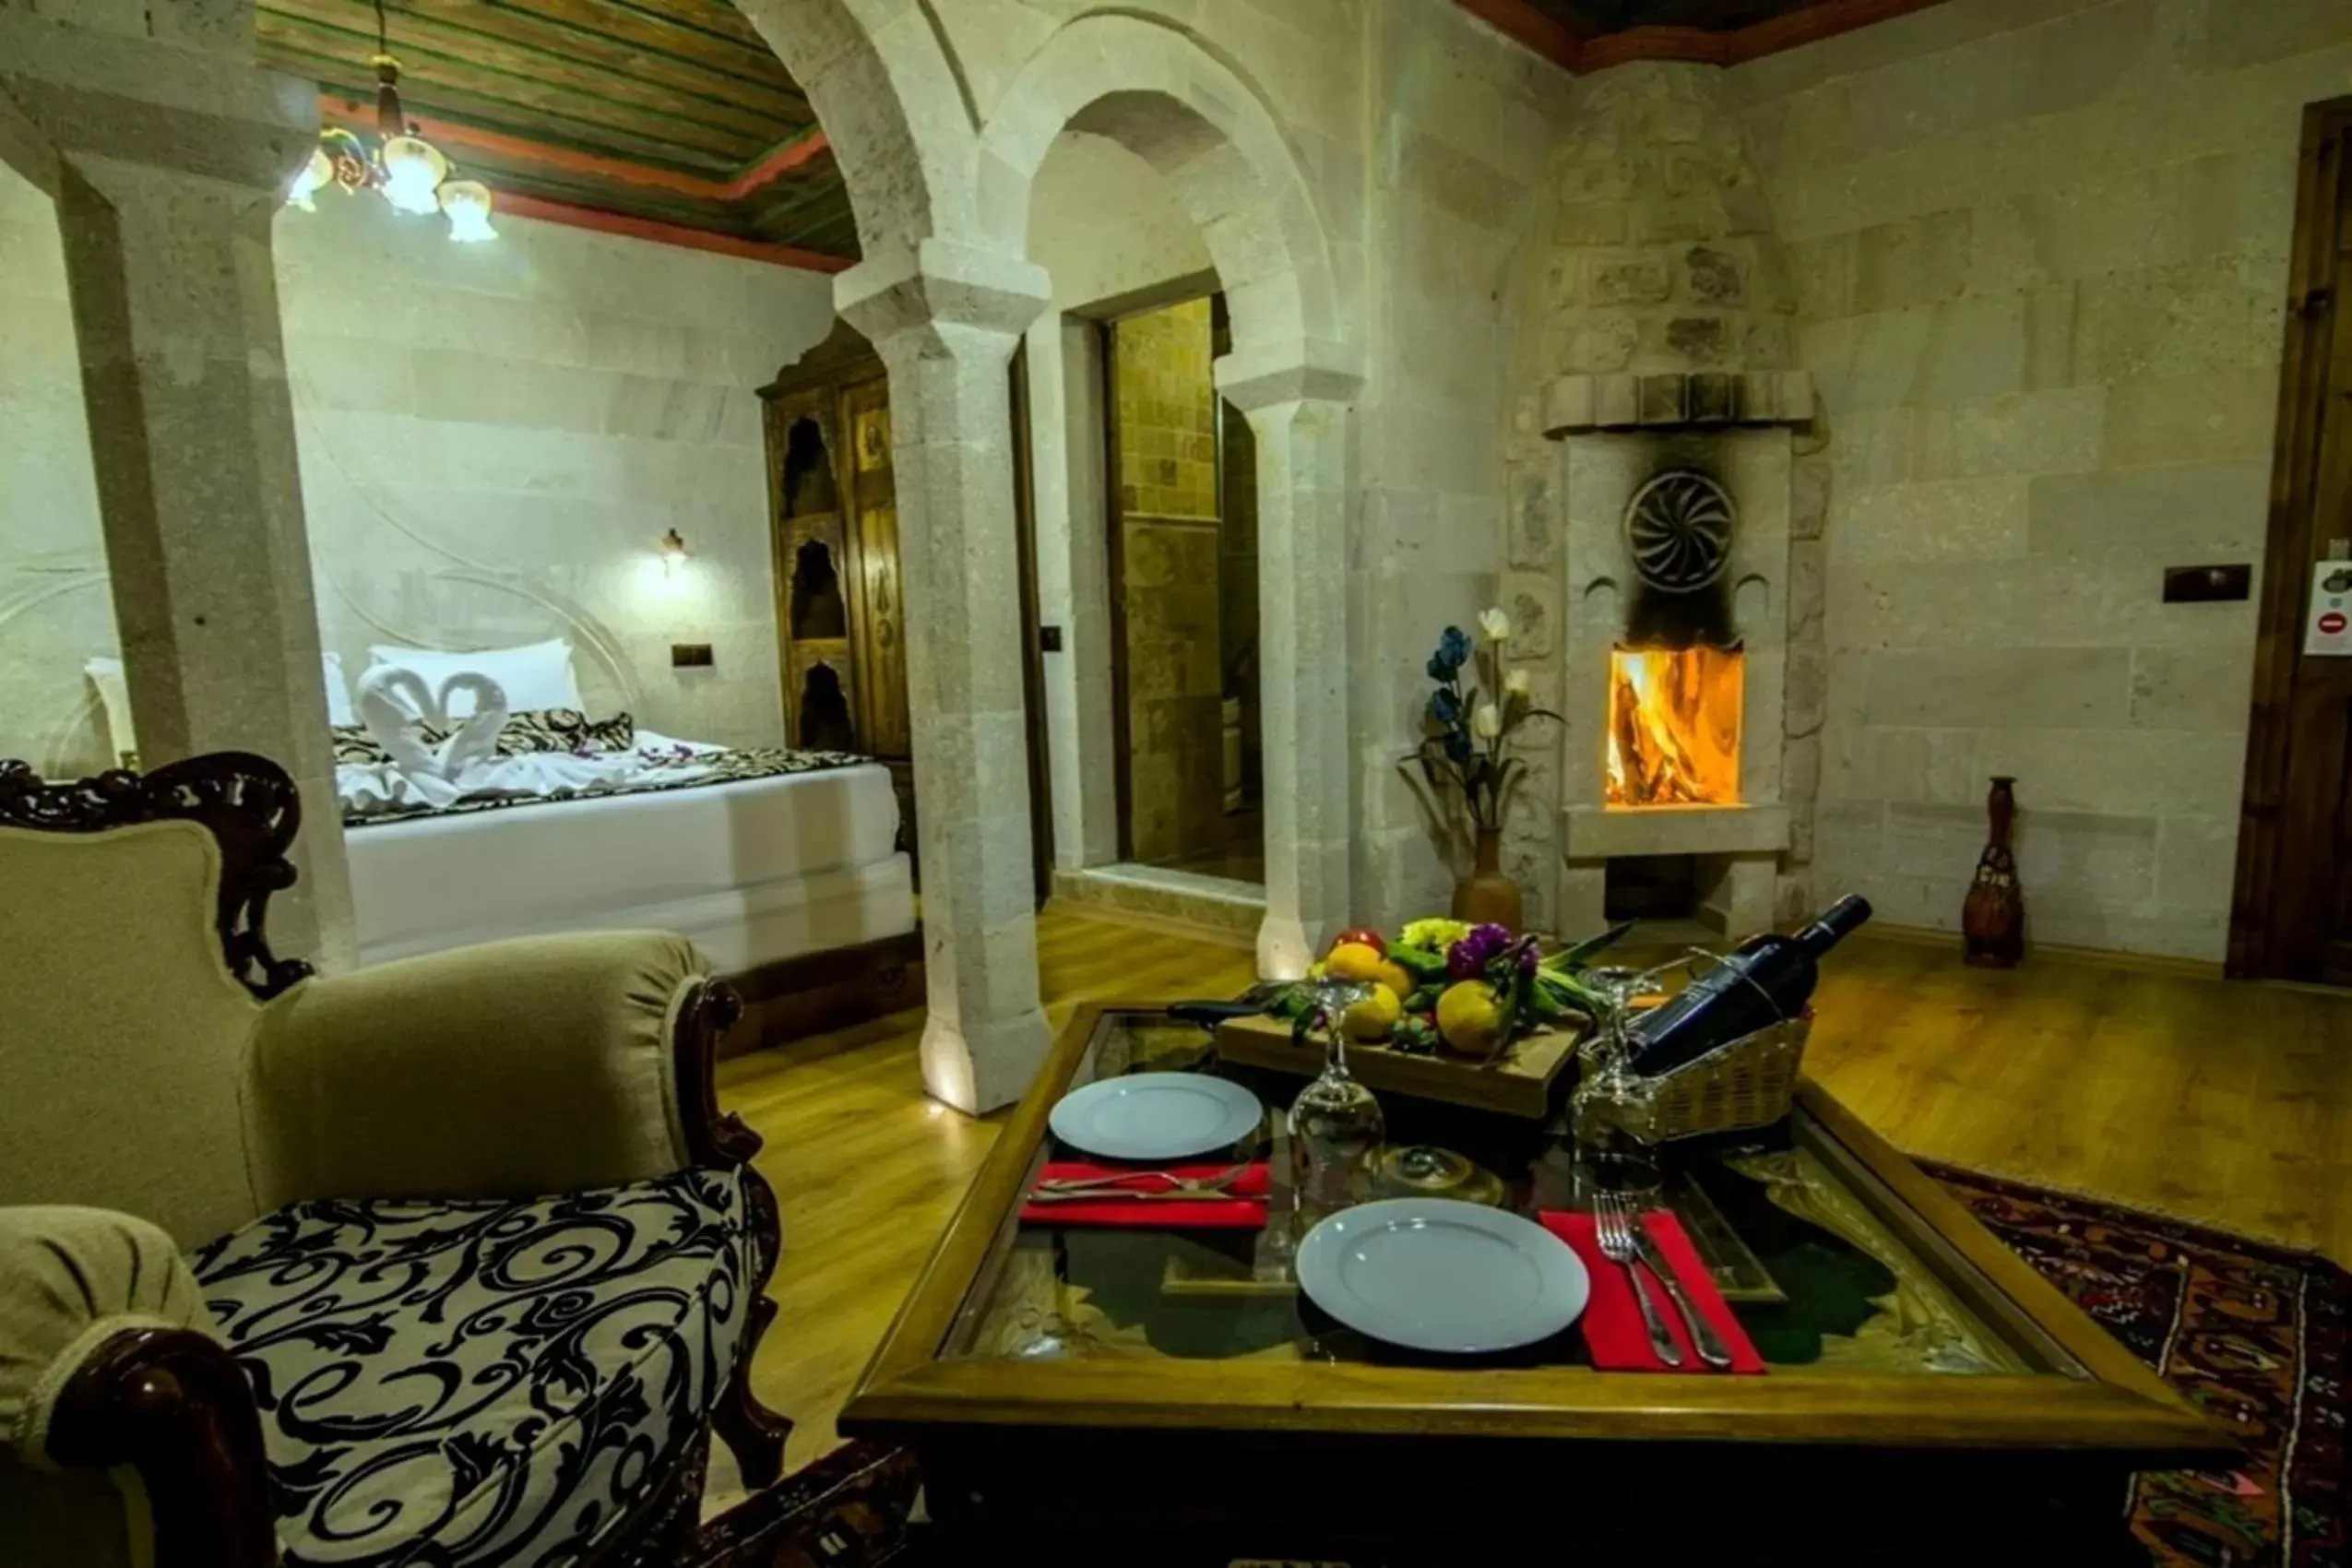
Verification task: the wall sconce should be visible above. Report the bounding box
[659,529,688,580]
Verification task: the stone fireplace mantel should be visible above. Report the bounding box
[1562,802,1792,861]
[1544,370,1814,435]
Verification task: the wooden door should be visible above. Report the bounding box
[2232,97,2352,980]
[1011,347,1055,907]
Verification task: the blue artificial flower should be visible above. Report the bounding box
[1425,650,1452,682]
[1437,625,1472,671]
[1429,688,1461,726]
[1442,730,1472,766]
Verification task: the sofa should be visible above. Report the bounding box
[0,753,790,1567]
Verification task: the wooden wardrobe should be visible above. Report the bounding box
[759,321,916,870]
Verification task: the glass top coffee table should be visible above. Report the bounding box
[843,1004,2227,1566]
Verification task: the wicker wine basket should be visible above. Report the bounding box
[1607,1008,1812,1145]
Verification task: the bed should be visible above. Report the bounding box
[85,637,924,1049]
[344,756,914,972]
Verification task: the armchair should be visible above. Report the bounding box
[0,754,790,1568]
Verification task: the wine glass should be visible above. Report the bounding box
[1286,979,1385,1222]
[1569,965,1665,1206]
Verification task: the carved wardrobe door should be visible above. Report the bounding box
[838,373,917,864]
[760,325,917,872]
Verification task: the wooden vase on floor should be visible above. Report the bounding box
[1963,776,2025,968]
[1451,826,1524,932]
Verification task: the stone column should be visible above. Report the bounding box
[0,7,357,968]
[1020,312,1119,873]
[1218,348,1363,979]
[838,241,1054,1112]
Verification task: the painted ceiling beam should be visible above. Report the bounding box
[1457,0,1951,71]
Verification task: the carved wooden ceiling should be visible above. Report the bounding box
[255,0,858,267]
[1465,0,1947,70]
[1533,0,1835,29]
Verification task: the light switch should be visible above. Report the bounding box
[671,643,714,668]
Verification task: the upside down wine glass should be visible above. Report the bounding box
[1569,964,1665,1206]
[1287,980,1386,1219]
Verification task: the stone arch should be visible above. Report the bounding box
[731,0,982,260]
[974,12,1343,356]
[980,14,1360,979]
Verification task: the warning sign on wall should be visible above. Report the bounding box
[2307,567,2352,657]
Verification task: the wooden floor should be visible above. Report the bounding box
[719,908,2352,1472]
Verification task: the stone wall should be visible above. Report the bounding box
[1354,0,1578,925]
[1730,0,2352,958]
[1,182,837,768]
[278,193,835,750]
[0,159,113,776]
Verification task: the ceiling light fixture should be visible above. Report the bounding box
[282,0,494,243]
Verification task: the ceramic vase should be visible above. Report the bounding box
[1962,776,2025,968]
[1450,826,1524,932]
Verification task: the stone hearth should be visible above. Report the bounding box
[1503,61,1829,941]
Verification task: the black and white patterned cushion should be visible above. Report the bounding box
[494,709,636,756]
[192,1169,754,1568]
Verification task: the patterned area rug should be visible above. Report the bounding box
[695,1173,2349,1568]
[1933,1166,2347,1568]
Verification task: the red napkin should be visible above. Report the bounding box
[1541,1210,1766,1373]
[1019,1162,1270,1229]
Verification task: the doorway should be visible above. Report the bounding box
[1103,293,1264,886]
[2231,96,2352,981]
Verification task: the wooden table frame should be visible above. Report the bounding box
[842,1003,2231,1561]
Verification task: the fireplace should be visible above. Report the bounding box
[1538,415,1815,939]
[1608,644,1743,808]
[1498,61,1830,941]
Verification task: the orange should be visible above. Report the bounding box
[1343,983,1403,1041]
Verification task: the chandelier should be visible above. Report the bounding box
[285,0,494,243]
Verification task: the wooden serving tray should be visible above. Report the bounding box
[1213,1013,1581,1120]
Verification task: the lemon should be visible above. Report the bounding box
[1343,982,1403,1041]
[1375,959,1415,1002]
[1325,943,1386,984]
[1435,980,1505,1057]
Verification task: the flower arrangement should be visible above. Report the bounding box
[1405,607,1562,833]
[1274,918,1632,1059]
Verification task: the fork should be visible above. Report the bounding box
[1028,1163,1253,1202]
[1595,1194,1684,1368]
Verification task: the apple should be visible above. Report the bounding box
[1332,925,1387,957]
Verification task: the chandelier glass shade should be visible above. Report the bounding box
[281,16,493,244]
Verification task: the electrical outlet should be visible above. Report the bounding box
[2162,564,2251,603]
[671,643,714,668]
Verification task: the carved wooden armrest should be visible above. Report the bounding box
[44,1326,279,1568]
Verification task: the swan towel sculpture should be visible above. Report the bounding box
[340,664,724,818]
[353,665,512,811]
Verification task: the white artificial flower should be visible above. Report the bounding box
[1504,668,1532,699]
[1479,607,1512,643]
[1471,702,1503,739]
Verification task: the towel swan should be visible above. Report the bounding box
[355,665,511,808]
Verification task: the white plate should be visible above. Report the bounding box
[1296,1199,1590,1353]
[1047,1073,1265,1162]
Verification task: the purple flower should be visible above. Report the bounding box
[1446,923,1515,980]
[1515,941,1540,976]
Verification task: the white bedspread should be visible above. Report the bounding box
[346,760,912,973]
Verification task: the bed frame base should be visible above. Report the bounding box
[721,928,926,1056]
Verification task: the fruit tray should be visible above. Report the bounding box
[1212,1012,1581,1121]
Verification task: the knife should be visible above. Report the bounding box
[1633,1218,1735,1370]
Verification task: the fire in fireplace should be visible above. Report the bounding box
[1606,645,1743,808]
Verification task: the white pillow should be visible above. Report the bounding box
[322,650,356,728]
[90,652,367,751]
[84,657,136,764]
[367,639,583,718]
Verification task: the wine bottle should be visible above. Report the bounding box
[1625,896,1872,1075]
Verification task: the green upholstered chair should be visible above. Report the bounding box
[0,754,789,1568]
